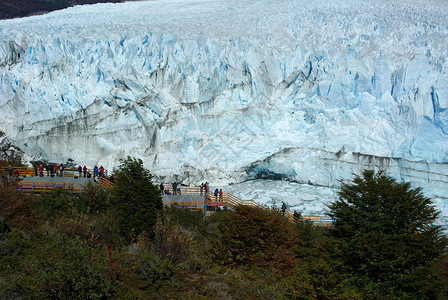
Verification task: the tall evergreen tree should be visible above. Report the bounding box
[112,156,163,239]
[328,170,447,297]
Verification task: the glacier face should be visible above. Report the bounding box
[0,0,447,198]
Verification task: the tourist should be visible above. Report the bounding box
[93,165,99,180]
[200,182,204,195]
[59,164,64,177]
[172,182,177,195]
[219,189,223,201]
[281,202,287,215]
[99,165,105,177]
[83,165,87,178]
[39,165,44,177]
[46,165,50,176]
[214,188,218,201]
[34,165,38,176]
[54,164,58,176]
[293,210,301,222]
[78,165,82,178]
[160,183,164,195]
[177,182,182,195]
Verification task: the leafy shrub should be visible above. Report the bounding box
[36,187,75,219]
[0,184,42,231]
[151,218,193,266]
[138,254,173,285]
[165,206,203,230]
[211,205,299,275]
[25,231,118,298]
[284,259,362,299]
[53,209,120,246]
[75,182,111,214]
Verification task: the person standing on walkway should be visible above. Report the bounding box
[219,189,223,202]
[54,165,58,177]
[99,165,105,177]
[172,182,177,195]
[39,165,44,177]
[59,164,64,177]
[214,188,218,201]
[281,202,287,215]
[83,165,87,178]
[93,166,99,181]
[177,182,182,195]
[46,165,50,176]
[78,165,82,178]
[200,182,204,195]
[160,183,164,195]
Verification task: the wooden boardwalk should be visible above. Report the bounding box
[4,167,332,227]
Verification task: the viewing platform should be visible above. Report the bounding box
[2,165,332,227]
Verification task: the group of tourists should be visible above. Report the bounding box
[76,165,105,181]
[6,164,20,178]
[158,182,182,195]
[34,163,66,177]
[31,164,107,180]
[158,182,224,201]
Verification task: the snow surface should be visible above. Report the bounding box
[0,0,447,225]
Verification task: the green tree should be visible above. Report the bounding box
[112,156,163,239]
[328,170,447,298]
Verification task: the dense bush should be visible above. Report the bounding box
[211,205,299,275]
[111,156,163,239]
[328,170,448,298]
[36,187,75,219]
[75,182,112,214]
[151,218,194,266]
[0,184,42,231]
[25,231,118,298]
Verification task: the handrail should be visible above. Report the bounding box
[161,184,332,227]
[17,181,85,193]
[99,177,114,188]
[7,166,108,178]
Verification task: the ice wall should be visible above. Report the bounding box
[0,0,447,197]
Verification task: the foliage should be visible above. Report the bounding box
[165,206,203,230]
[0,229,118,298]
[52,209,121,246]
[211,205,299,275]
[36,187,75,219]
[328,170,448,297]
[151,218,194,266]
[111,156,163,239]
[25,231,118,298]
[75,182,111,214]
[138,254,173,285]
[284,259,362,299]
[0,184,42,231]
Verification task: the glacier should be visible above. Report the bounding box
[0,0,447,222]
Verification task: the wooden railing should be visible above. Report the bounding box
[162,185,333,227]
[99,177,114,188]
[17,181,85,193]
[8,166,107,178]
[163,200,204,212]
